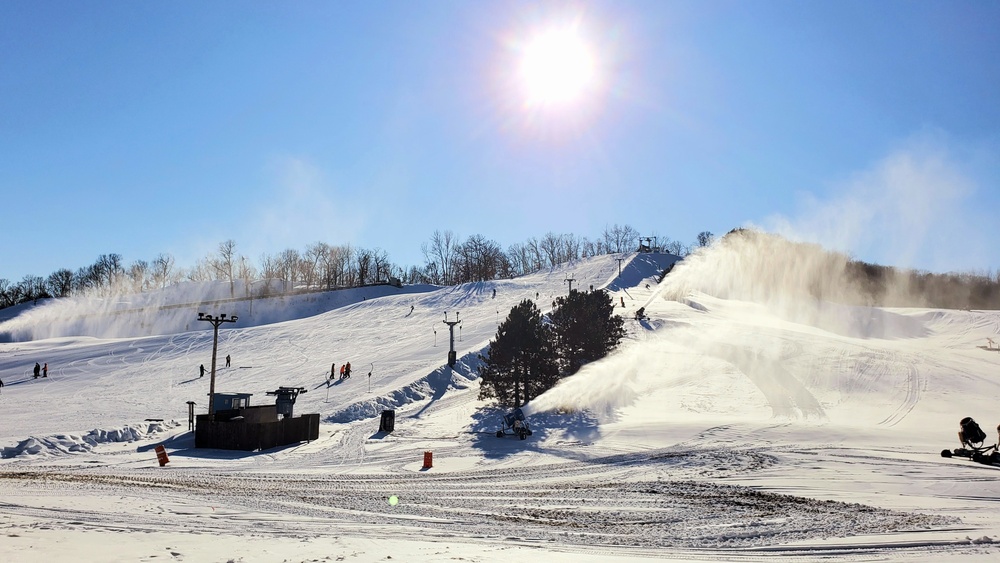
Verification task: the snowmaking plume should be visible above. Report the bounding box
[0,278,291,342]
[660,230,928,339]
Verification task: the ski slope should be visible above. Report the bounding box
[2,251,1000,562]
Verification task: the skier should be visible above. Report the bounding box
[330,363,336,381]
[200,364,205,378]
[225,354,231,368]
[33,363,40,379]
[0,377,4,393]
[492,288,496,299]
[346,361,352,379]
[43,363,48,378]
[340,364,346,380]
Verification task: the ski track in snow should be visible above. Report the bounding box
[3,253,1000,560]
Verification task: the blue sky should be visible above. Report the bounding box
[2,0,998,282]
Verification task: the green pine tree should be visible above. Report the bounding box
[550,289,625,375]
[478,299,559,407]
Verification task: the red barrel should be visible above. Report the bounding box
[155,445,169,467]
[422,451,432,469]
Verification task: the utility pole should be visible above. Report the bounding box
[197,312,238,418]
[616,257,624,278]
[565,277,575,293]
[443,311,461,368]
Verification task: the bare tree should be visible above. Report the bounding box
[127,260,150,293]
[259,252,281,295]
[665,240,687,256]
[422,230,457,285]
[18,275,48,304]
[212,240,238,298]
[237,255,256,297]
[372,248,392,283]
[330,244,354,288]
[151,253,175,289]
[602,224,640,253]
[304,242,328,290]
[696,231,715,248]
[46,269,74,298]
[278,248,300,291]
[0,278,13,307]
[539,232,563,267]
[95,254,125,294]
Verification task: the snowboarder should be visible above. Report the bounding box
[225,354,231,368]
[43,363,48,377]
[200,364,205,378]
[33,363,40,379]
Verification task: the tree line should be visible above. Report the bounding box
[0,224,706,309]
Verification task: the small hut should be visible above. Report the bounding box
[194,388,319,451]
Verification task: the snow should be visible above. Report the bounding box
[2,250,1000,562]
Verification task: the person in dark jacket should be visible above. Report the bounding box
[33,363,41,379]
[200,364,205,378]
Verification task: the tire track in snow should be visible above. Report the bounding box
[877,353,922,427]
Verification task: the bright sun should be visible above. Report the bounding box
[518,27,597,107]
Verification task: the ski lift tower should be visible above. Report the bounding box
[443,311,461,368]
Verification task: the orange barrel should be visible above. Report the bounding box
[155,445,170,467]
[422,451,433,469]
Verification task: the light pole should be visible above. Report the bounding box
[197,312,238,418]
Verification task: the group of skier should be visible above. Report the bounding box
[331,361,352,381]
[33,362,48,379]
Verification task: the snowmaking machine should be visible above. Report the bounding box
[496,407,532,440]
[941,417,1000,466]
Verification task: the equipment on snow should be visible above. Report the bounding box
[495,407,532,440]
[941,416,1000,466]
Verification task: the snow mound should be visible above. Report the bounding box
[1,420,180,459]
[327,355,482,423]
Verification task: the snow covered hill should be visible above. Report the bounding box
[2,249,1000,562]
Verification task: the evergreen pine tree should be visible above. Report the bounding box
[550,289,625,375]
[478,299,559,407]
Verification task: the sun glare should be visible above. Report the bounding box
[518,27,597,107]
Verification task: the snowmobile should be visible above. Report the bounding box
[941,417,1000,466]
[495,407,532,440]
